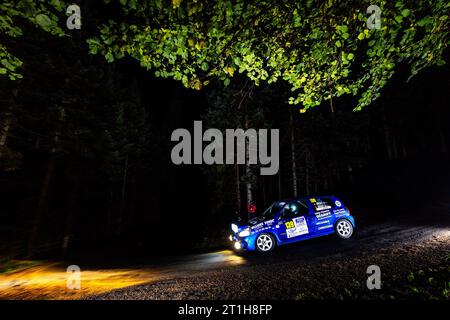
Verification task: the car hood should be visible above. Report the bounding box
[247,217,276,230]
[233,217,275,232]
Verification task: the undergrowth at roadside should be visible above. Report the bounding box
[0,259,42,274]
[296,257,450,300]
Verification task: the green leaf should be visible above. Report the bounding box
[401,9,410,17]
[128,0,137,9]
[0,68,7,74]
[8,27,23,37]
[201,62,209,71]
[35,14,52,31]
[417,16,432,27]
[336,25,348,33]
[357,33,365,41]
[103,37,113,45]
[436,59,446,66]
[50,0,63,11]
[105,51,114,63]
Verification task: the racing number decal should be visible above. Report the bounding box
[285,220,295,229]
[286,217,309,238]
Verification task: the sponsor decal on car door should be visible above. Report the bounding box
[311,198,334,232]
[285,216,309,238]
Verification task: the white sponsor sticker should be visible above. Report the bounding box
[335,200,342,207]
[286,216,309,238]
[315,203,331,210]
[251,222,264,230]
[315,210,331,220]
[334,208,347,216]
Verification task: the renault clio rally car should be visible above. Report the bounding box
[230,196,355,253]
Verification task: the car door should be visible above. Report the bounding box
[309,197,334,234]
[276,200,316,243]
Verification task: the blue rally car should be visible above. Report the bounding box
[230,196,355,253]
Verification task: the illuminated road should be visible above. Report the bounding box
[96,220,450,300]
[0,250,245,299]
[1,215,449,299]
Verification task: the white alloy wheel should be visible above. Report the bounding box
[335,219,353,239]
[256,233,275,252]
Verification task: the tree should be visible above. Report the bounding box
[85,0,449,111]
[203,79,269,219]
[0,0,66,80]
[0,15,153,256]
[2,1,448,111]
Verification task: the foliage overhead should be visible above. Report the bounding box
[0,0,66,80]
[1,0,449,111]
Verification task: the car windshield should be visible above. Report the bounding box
[260,201,285,219]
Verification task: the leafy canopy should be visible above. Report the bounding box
[0,0,66,80]
[1,0,449,111]
[87,0,449,111]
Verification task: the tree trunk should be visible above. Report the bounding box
[329,96,335,113]
[305,151,310,195]
[27,155,55,258]
[106,186,114,235]
[128,176,137,223]
[0,118,11,148]
[401,135,408,158]
[262,178,266,206]
[246,167,252,205]
[244,117,253,219]
[436,115,447,153]
[290,109,298,197]
[27,107,64,258]
[118,154,129,235]
[392,136,398,159]
[62,180,79,257]
[234,163,241,211]
[277,166,282,199]
[235,163,241,214]
[381,106,393,160]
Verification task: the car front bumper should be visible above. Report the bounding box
[230,233,257,251]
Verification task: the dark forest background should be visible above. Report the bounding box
[0,5,449,261]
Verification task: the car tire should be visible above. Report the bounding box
[255,233,276,253]
[334,219,354,240]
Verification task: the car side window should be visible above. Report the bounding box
[282,200,309,219]
[310,197,334,211]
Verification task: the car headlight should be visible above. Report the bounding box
[238,228,251,238]
[231,223,238,233]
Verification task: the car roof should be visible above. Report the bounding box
[275,195,336,203]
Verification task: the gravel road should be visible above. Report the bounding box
[92,212,450,300]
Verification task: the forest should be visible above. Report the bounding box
[0,0,449,261]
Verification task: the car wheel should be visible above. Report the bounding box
[255,233,276,253]
[335,219,354,239]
